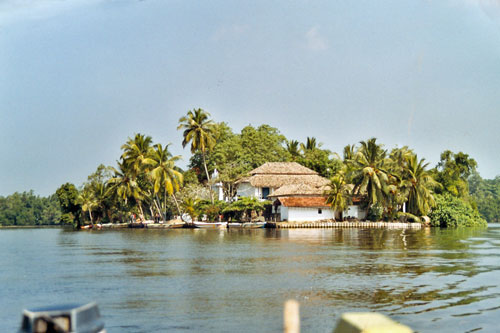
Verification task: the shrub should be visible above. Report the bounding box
[367,204,384,221]
[429,193,487,228]
[222,197,270,221]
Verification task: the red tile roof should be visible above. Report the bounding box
[278,196,330,208]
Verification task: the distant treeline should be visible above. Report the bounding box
[469,175,500,222]
[0,191,63,226]
[1,109,499,227]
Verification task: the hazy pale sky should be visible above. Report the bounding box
[1,0,500,196]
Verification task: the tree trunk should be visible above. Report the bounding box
[137,200,145,222]
[89,209,94,226]
[153,195,163,220]
[202,151,214,204]
[171,193,182,217]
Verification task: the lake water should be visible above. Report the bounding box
[1,225,500,332]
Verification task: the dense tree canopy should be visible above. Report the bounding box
[0,191,62,226]
[469,172,500,222]
[1,111,497,228]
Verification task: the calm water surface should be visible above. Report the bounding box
[1,225,500,332]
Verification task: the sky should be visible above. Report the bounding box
[1,0,500,196]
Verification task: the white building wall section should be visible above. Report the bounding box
[345,205,367,220]
[287,207,334,222]
[281,206,289,221]
[236,183,256,198]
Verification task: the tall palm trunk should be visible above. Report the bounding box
[137,200,145,222]
[153,194,163,220]
[202,151,214,204]
[171,193,182,217]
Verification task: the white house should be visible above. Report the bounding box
[235,162,367,222]
[276,196,334,222]
[235,162,329,200]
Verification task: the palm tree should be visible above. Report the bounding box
[119,133,153,220]
[144,143,184,219]
[343,144,356,161]
[300,137,321,153]
[108,161,144,218]
[178,108,216,202]
[286,140,301,160]
[182,197,198,223]
[91,182,109,223]
[78,190,97,225]
[350,138,391,215]
[121,133,153,176]
[325,174,352,221]
[404,154,440,216]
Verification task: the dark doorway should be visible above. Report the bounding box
[262,187,270,199]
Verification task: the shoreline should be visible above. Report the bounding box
[268,221,423,229]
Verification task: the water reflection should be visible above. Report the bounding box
[2,225,500,332]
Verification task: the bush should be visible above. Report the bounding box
[429,193,487,228]
[195,200,228,221]
[367,204,384,221]
[222,197,270,221]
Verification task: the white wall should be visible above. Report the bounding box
[345,205,367,220]
[236,183,273,201]
[286,207,334,222]
[281,206,289,221]
[236,183,257,198]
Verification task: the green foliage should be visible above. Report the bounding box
[396,212,421,223]
[325,174,351,219]
[298,148,341,178]
[182,169,200,186]
[403,154,440,216]
[195,200,227,221]
[190,123,289,198]
[367,204,384,221]
[56,183,81,227]
[433,150,477,198]
[222,197,270,221]
[429,193,487,228]
[0,191,62,226]
[469,172,500,222]
[178,108,217,204]
[286,140,301,160]
[349,138,390,209]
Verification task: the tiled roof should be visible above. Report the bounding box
[249,162,318,175]
[278,196,330,208]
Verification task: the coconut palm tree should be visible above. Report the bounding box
[144,143,183,219]
[119,133,153,220]
[108,161,144,218]
[286,140,301,160]
[78,190,97,225]
[300,137,322,153]
[325,174,352,221]
[182,197,198,223]
[350,138,391,214]
[121,133,153,176]
[90,182,109,222]
[404,154,440,216]
[343,144,356,161]
[178,108,216,202]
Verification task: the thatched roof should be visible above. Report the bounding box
[248,174,329,188]
[237,162,329,188]
[268,184,325,197]
[250,162,318,175]
[278,196,330,208]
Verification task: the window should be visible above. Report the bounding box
[318,208,322,214]
[262,187,270,199]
